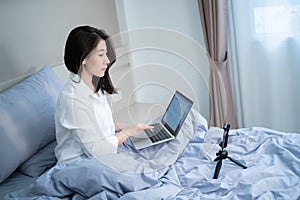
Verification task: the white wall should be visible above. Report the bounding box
[115,0,210,120]
[0,0,211,121]
[0,0,120,83]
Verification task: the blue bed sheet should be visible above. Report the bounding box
[5,110,300,199]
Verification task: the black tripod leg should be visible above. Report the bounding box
[213,159,222,179]
[227,156,247,169]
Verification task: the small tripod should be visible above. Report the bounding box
[213,123,247,179]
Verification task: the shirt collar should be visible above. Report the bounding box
[69,73,96,98]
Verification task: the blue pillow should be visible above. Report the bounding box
[18,140,57,177]
[0,65,62,182]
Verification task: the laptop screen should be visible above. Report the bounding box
[161,91,193,136]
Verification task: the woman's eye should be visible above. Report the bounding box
[99,54,104,57]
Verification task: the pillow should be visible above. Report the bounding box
[0,65,62,182]
[18,140,57,177]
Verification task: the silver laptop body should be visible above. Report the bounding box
[130,91,193,150]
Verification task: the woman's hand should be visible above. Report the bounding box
[116,123,153,145]
[114,122,128,132]
[121,123,154,136]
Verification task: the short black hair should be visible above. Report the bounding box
[64,25,116,94]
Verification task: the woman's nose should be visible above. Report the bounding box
[105,54,110,64]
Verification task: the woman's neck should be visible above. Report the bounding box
[79,68,96,92]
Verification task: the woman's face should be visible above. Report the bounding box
[82,39,110,78]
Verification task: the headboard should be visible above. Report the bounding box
[0,64,69,93]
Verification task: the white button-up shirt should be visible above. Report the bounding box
[55,73,118,163]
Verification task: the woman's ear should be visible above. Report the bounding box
[82,59,86,65]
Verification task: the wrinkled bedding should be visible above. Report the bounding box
[5,110,300,199]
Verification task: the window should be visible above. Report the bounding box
[254,5,300,35]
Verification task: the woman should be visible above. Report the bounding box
[55,26,153,163]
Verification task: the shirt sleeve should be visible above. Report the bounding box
[58,94,118,158]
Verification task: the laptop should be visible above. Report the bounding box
[130,91,193,150]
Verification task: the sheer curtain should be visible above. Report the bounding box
[228,0,300,132]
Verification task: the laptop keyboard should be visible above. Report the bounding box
[145,123,172,143]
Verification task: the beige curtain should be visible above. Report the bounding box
[198,0,237,128]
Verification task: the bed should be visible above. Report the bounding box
[1,65,300,199]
